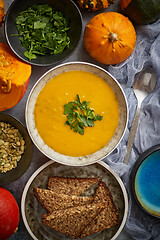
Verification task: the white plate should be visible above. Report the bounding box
[21,160,128,240]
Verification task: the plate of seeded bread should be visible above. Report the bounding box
[21,161,128,240]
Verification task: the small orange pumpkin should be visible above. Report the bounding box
[0,0,5,26]
[76,0,114,12]
[84,12,137,65]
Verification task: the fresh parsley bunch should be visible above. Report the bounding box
[64,95,103,135]
[13,4,70,61]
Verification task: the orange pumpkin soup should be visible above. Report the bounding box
[34,71,119,156]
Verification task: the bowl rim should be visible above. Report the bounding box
[25,61,128,166]
[4,0,83,67]
[21,160,129,240]
[131,144,160,218]
[0,112,33,185]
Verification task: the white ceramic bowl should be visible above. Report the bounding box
[25,62,128,166]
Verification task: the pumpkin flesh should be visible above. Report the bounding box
[84,12,136,65]
[0,43,31,111]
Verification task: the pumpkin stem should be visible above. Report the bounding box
[108,32,118,43]
[14,227,18,233]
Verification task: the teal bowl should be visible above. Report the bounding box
[132,145,160,218]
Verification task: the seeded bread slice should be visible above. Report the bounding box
[33,187,94,213]
[47,176,99,196]
[80,181,119,238]
[42,202,105,239]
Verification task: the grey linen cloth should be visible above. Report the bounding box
[103,19,160,240]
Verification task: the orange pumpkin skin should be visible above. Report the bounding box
[0,0,5,26]
[84,12,136,65]
[77,0,114,12]
[0,187,20,240]
[0,43,31,111]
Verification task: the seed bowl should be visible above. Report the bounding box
[4,0,82,66]
[25,62,128,166]
[0,113,33,185]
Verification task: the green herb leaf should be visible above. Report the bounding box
[63,95,103,135]
[13,4,70,61]
[79,116,88,127]
[78,125,84,135]
[94,114,103,121]
[64,102,73,115]
[24,51,36,61]
[34,21,47,29]
[87,108,95,119]
[86,119,95,127]
[67,113,73,125]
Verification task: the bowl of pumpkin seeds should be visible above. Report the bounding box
[0,112,33,185]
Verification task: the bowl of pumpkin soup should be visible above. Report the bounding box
[26,62,128,166]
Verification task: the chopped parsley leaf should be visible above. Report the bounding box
[13,4,70,61]
[64,95,103,135]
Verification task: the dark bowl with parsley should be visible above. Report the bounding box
[5,0,82,66]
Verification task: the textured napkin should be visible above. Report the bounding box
[104,19,160,240]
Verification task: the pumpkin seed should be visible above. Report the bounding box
[0,122,26,173]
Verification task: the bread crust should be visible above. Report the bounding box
[42,202,105,239]
[80,181,119,238]
[33,187,94,213]
[47,176,99,196]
